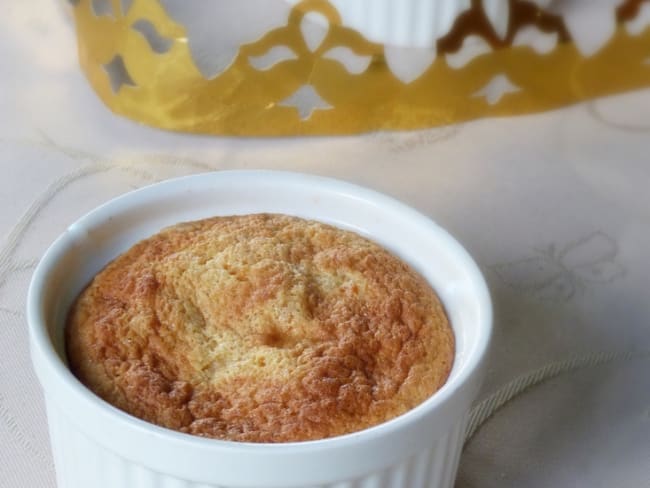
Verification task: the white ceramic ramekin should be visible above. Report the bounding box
[289,0,554,48]
[28,170,492,488]
[286,0,469,48]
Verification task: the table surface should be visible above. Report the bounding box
[2,2,650,487]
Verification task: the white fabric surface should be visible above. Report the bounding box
[1,1,649,487]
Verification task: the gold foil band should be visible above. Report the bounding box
[72,0,650,135]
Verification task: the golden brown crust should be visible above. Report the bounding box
[66,214,454,442]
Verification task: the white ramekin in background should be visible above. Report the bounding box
[287,0,555,48]
[286,0,471,47]
[28,171,492,488]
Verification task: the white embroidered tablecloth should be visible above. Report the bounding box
[1,2,649,487]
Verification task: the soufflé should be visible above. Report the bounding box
[66,214,454,442]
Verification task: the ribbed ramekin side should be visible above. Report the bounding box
[314,413,469,488]
[328,0,470,47]
[46,398,468,488]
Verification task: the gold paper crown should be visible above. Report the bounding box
[72,0,650,135]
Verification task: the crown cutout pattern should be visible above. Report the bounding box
[71,0,650,135]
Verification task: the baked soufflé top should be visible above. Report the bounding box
[66,214,454,442]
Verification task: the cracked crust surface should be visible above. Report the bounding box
[66,214,453,442]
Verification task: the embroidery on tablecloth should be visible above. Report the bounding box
[490,231,626,303]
